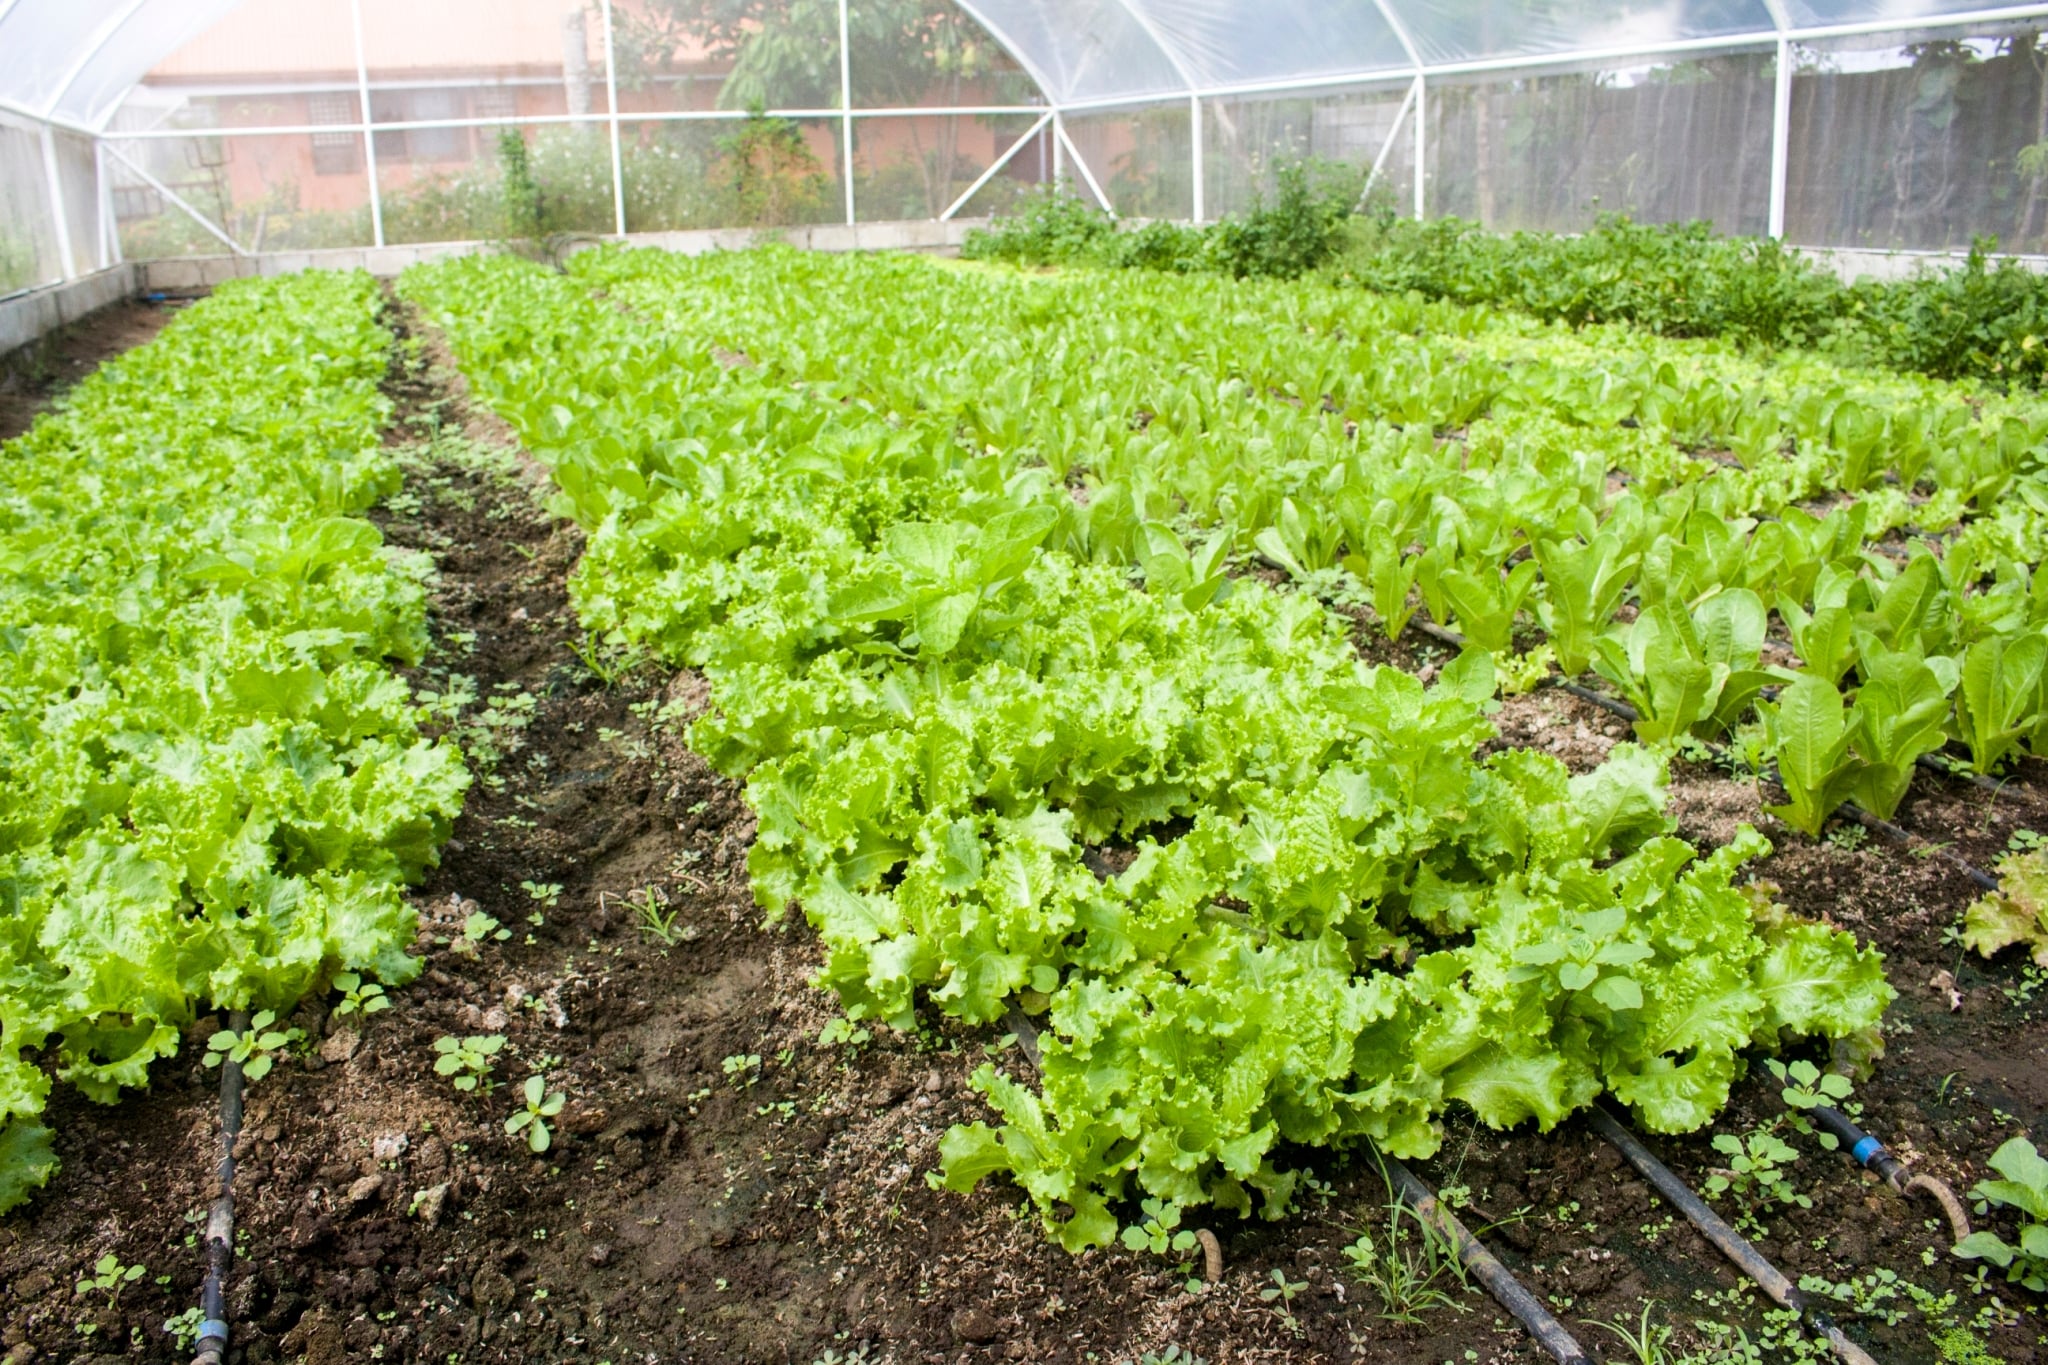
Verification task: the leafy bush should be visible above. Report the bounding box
[713,109,831,228]
[1334,214,1845,347]
[1846,239,2048,387]
[0,226,39,293]
[963,159,1359,280]
[1203,161,1358,279]
[961,185,1119,266]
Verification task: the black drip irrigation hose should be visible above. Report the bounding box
[1588,1106,1881,1365]
[1810,1105,1973,1245]
[1006,1002,1592,1354]
[192,1009,248,1365]
[1016,1001,1590,1356]
[1375,1154,1593,1365]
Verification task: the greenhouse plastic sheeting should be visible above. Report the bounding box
[964,0,1412,105]
[1397,0,1778,69]
[6,0,2048,286]
[12,0,2048,129]
[1778,0,2029,26]
[0,0,245,129]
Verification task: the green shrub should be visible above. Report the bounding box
[961,185,1119,266]
[964,159,1359,280]
[1203,161,1358,279]
[1846,238,2048,387]
[1332,214,1844,346]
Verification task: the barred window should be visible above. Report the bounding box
[308,90,361,176]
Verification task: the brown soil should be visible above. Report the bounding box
[2,299,2046,1365]
[0,296,186,441]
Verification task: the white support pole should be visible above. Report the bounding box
[940,110,1052,220]
[602,0,625,236]
[1189,93,1204,223]
[39,122,77,281]
[1052,111,1064,187]
[0,97,97,139]
[103,143,248,256]
[838,0,856,226]
[1769,36,1793,239]
[1055,118,1114,216]
[93,137,111,268]
[1362,78,1417,209]
[1411,73,1425,220]
[348,0,384,248]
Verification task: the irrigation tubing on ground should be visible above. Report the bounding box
[191,1009,249,1365]
[1748,682,2011,797]
[1809,1105,1973,1245]
[1587,1105,1881,1365]
[1375,1154,1593,1365]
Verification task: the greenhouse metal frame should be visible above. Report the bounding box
[6,0,2048,289]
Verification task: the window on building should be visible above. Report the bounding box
[308,90,361,176]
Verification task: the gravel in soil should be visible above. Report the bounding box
[2,300,2046,1365]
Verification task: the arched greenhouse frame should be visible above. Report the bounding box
[7,0,2048,294]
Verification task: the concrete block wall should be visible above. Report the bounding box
[1798,246,2048,284]
[0,264,142,358]
[135,218,983,292]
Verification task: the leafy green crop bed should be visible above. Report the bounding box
[1,248,2044,1363]
[0,273,467,1210]
[394,246,1977,1253]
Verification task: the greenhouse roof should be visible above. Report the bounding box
[8,0,2048,134]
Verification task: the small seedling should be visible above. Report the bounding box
[506,1074,566,1153]
[433,1033,506,1093]
[76,1253,144,1309]
[817,1018,871,1048]
[622,885,681,945]
[163,1306,206,1351]
[1954,1136,2048,1292]
[570,632,639,687]
[1705,1129,1809,1232]
[1259,1267,1310,1334]
[1583,1301,1674,1365]
[452,909,510,955]
[811,1350,874,1365]
[1769,1058,1857,1145]
[1342,1195,1471,1324]
[722,1053,762,1087]
[1120,1197,1201,1290]
[204,1010,301,1083]
[331,971,390,1018]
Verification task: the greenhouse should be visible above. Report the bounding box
[7,2,2048,1364]
[8,0,2048,285]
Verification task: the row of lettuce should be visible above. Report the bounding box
[0,275,468,1212]
[512,243,2048,846]
[401,247,1893,1250]
[964,181,2048,391]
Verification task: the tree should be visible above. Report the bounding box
[613,0,1035,217]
